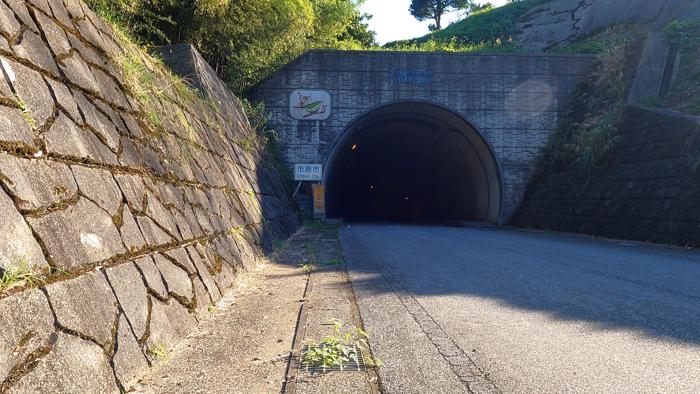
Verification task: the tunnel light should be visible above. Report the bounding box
[405,197,409,201]
[351,144,358,151]
[370,185,375,191]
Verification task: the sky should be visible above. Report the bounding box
[360,0,509,45]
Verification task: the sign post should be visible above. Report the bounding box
[294,164,323,182]
[312,184,325,219]
[294,164,325,219]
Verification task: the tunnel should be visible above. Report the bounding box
[324,102,502,224]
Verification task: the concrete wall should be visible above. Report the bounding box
[515,105,700,246]
[0,0,297,392]
[253,50,594,221]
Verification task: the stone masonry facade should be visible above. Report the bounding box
[0,0,297,392]
[515,105,700,246]
[253,50,595,221]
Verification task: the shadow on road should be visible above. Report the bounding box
[320,223,700,346]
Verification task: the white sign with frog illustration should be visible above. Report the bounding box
[290,90,331,121]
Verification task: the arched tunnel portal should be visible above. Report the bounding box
[324,102,503,224]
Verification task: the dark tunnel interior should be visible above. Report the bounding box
[324,102,502,224]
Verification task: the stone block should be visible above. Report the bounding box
[192,276,211,315]
[0,3,20,38]
[7,59,54,129]
[0,289,55,383]
[0,153,77,211]
[147,298,196,350]
[11,29,59,77]
[162,247,195,275]
[3,0,37,31]
[44,77,82,122]
[58,53,99,93]
[47,0,72,27]
[66,30,105,67]
[62,0,84,20]
[114,174,146,212]
[145,192,179,239]
[74,13,108,52]
[136,216,174,246]
[0,188,48,271]
[120,206,146,252]
[186,245,221,302]
[153,254,193,302]
[119,137,144,168]
[28,197,125,269]
[0,104,35,149]
[44,113,118,165]
[73,92,120,151]
[9,332,119,394]
[27,0,50,14]
[33,11,71,56]
[134,256,168,299]
[71,165,122,215]
[112,314,148,389]
[92,67,130,109]
[105,263,149,340]
[44,271,118,347]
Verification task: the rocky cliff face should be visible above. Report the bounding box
[517,0,700,51]
[0,0,297,392]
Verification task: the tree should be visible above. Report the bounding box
[409,0,470,31]
[337,13,378,48]
[87,0,376,93]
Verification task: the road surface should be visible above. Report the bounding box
[341,224,700,393]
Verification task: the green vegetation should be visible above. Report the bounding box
[148,343,173,362]
[302,217,337,231]
[239,98,295,194]
[13,93,36,130]
[272,238,285,252]
[389,0,546,51]
[664,17,700,114]
[409,0,476,31]
[298,261,313,273]
[87,0,376,94]
[537,26,646,174]
[302,319,377,369]
[326,258,344,266]
[0,260,44,293]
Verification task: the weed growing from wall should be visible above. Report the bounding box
[535,26,645,176]
[0,259,45,293]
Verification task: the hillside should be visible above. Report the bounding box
[386,0,547,49]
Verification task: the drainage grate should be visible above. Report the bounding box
[297,344,367,374]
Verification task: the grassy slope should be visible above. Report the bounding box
[385,0,548,48]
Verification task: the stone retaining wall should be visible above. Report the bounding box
[514,105,700,246]
[0,0,297,392]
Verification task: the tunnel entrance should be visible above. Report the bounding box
[325,102,502,224]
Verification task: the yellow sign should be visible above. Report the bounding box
[312,184,325,218]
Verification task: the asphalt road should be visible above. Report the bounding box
[341,224,700,394]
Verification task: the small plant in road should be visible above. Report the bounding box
[298,260,313,273]
[148,343,172,363]
[303,335,358,369]
[302,319,379,370]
